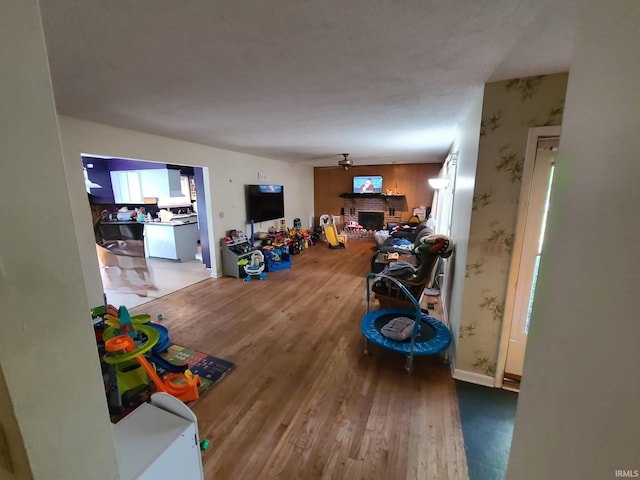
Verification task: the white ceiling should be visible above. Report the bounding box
[40,0,577,168]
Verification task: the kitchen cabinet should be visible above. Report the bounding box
[111,169,184,203]
[110,171,143,204]
[140,169,183,198]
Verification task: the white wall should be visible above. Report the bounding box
[444,90,483,369]
[0,2,118,478]
[507,1,640,478]
[58,117,314,306]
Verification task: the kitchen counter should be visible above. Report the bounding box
[101,218,197,226]
[144,221,198,261]
[148,219,198,226]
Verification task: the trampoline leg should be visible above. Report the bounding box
[441,349,450,365]
[363,337,369,355]
[405,354,413,374]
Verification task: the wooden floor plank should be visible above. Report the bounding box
[133,239,469,479]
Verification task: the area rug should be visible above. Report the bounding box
[155,343,235,392]
[110,344,234,423]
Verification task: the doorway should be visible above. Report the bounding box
[83,155,213,309]
[496,126,560,389]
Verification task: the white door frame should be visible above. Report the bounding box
[495,125,561,388]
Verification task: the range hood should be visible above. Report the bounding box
[157,196,192,208]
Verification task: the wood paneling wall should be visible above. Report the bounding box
[313,163,442,226]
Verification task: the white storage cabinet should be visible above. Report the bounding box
[113,393,204,480]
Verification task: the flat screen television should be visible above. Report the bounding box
[246,184,285,222]
[353,176,383,193]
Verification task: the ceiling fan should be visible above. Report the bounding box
[338,153,353,170]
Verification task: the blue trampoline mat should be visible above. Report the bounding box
[361,308,452,356]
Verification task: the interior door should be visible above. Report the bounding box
[504,138,557,378]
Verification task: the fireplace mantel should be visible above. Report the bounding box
[339,193,405,199]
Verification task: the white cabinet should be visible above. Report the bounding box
[113,393,204,480]
[140,169,183,198]
[111,171,143,204]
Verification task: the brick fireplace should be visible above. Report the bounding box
[341,195,408,230]
[358,211,385,230]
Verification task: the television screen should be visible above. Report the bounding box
[353,176,383,193]
[246,184,285,222]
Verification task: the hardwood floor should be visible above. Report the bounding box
[132,239,468,480]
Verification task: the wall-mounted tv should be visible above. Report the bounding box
[353,176,383,193]
[246,184,285,222]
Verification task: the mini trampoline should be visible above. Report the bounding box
[361,273,452,373]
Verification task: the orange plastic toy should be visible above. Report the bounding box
[104,334,201,402]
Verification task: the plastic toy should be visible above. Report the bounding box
[263,247,292,272]
[91,304,107,319]
[102,322,158,410]
[116,305,136,338]
[241,250,266,281]
[103,325,202,403]
[324,224,345,249]
[318,214,345,249]
[104,310,151,331]
[104,307,187,374]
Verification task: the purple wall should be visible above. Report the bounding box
[83,156,114,203]
[194,167,211,269]
[107,158,165,170]
[82,156,191,204]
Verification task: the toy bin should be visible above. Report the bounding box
[264,248,292,272]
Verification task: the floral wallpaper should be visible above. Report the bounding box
[456,73,568,377]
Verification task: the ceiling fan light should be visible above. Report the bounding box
[338,153,353,170]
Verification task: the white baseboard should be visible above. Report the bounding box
[452,368,496,387]
[438,282,457,371]
[439,280,496,388]
[501,383,520,393]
